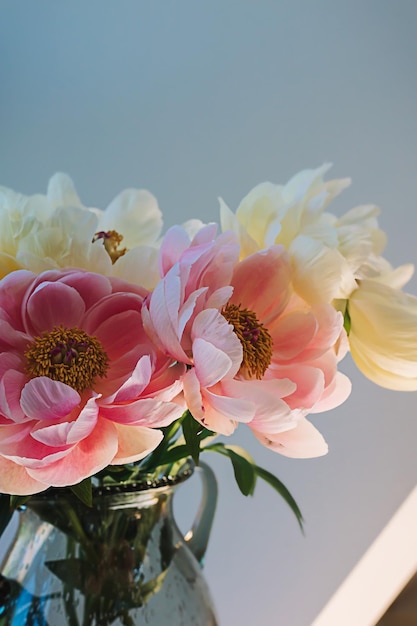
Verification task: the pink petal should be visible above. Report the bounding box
[159,225,191,276]
[198,393,242,435]
[231,246,291,325]
[299,305,344,361]
[0,270,36,324]
[146,273,190,363]
[180,231,238,299]
[203,385,255,430]
[310,371,352,413]
[205,286,234,310]
[91,309,144,360]
[192,309,243,382]
[252,416,328,458]
[268,364,325,411]
[0,455,49,495]
[112,356,152,402]
[26,418,118,487]
[178,288,208,341]
[270,310,317,360]
[191,223,218,246]
[182,369,254,434]
[4,444,72,469]
[83,292,144,337]
[182,368,205,421]
[0,369,27,422]
[0,422,34,451]
[0,320,32,353]
[31,396,99,446]
[222,378,296,432]
[20,377,80,421]
[111,424,163,464]
[144,361,185,400]
[96,346,148,397]
[193,338,234,388]
[60,272,112,310]
[0,352,22,378]
[30,422,79,447]
[25,281,86,334]
[99,397,184,427]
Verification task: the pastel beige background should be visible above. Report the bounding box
[1,2,417,624]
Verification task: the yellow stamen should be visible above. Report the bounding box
[222,303,273,379]
[93,230,127,264]
[25,326,109,393]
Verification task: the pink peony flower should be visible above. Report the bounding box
[143,226,351,458]
[0,269,185,495]
[142,224,240,364]
[228,248,351,456]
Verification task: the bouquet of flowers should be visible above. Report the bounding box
[0,163,416,530]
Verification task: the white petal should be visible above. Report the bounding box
[99,189,162,248]
[290,235,357,303]
[47,173,82,209]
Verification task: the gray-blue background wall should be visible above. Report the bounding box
[1,2,417,624]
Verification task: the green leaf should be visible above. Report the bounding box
[139,411,188,471]
[182,411,204,465]
[158,444,190,466]
[226,448,257,496]
[9,494,30,510]
[46,557,87,592]
[206,443,257,496]
[255,465,304,531]
[70,478,93,507]
[343,305,351,335]
[0,494,13,538]
[204,443,304,530]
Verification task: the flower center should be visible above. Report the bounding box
[222,303,273,379]
[25,326,109,393]
[93,230,127,264]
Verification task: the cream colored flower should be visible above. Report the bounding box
[0,174,164,287]
[348,276,417,390]
[219,164,386,305]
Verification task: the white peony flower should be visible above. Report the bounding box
[348,276,417,390]
[219,164,386,304]
[0,173,164,286]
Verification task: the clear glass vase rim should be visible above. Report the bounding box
[27,458,195,505]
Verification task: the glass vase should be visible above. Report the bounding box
[0,461,218,625]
